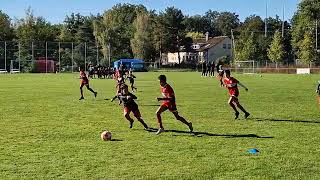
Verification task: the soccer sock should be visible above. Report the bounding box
[80,87,84,97]
[137,118,148,128]
[157,114,164,129]
[126,116,134,122]
[237,104,248,114]
[176,115,189,126]
[87,87,95,94]
[229,103,239,113]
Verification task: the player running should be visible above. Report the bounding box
[155,75,193,135]
[114,84,148,129]
[127,70,137,92]
[223,70,250,119]
[79,66,97,100]
[111,76,125,104]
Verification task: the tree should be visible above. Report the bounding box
[93,3,148,61]
[204,10,220,36]
[292,0,320,62]
[268,30,285,66]
[183,15,211,34]
[241,15,264,32]
[298,31,315,64]
[131,13,153,60]
[235,32,257,61]
[215,12,240,36]
[186,32,204,39]
[0,10,14,40]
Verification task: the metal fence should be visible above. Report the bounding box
[0,41,109,73]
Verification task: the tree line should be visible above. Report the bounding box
[0,0,319,67]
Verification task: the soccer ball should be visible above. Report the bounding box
[101,130,112,141]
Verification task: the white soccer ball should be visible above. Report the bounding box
[101,130,112,141]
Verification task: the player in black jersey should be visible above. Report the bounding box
[127,70,137,92]
[114,84,148,129]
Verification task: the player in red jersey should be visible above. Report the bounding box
[155,75,193,135]
[79,66,97,100]
[223,70,250,119]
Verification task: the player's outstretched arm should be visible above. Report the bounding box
[128,93,137,100]
[238,82,248,91]
[157,97,172,101]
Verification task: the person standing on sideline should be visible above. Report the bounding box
[206,62,211,77]
[201,61,207,77]
[210,62,215,77]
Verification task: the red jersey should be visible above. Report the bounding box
[80,71,89,84]
[223,77,239,97]
[161,84,176,105]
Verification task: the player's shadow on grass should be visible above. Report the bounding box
[252,118,320,124]
[140,104,159,107]
[145,128,273,138]
[110,139,123,141]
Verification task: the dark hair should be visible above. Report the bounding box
[79,66,85,70]
[120,83,128,89]
[158,75,166,81]
[224,69,231,75]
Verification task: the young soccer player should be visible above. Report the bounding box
[223,70,250,119]
[217,70,225,87]
[79,66,97,100]
[155,75,193,135]
[316,81,320,105]
[111,76,125,104]
[127,70,137,92]
[114,84,149,129]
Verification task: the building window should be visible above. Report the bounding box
[223,44,227,49]
[228,44,231,49]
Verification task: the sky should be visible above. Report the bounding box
[0,0,300,24]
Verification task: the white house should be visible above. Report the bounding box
[165,36,233,64]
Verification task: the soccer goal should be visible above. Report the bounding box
[233,60,259,74]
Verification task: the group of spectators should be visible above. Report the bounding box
[87,64,131,80]
[201,61,223,77]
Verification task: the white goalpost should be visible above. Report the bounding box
[234,60,259,74]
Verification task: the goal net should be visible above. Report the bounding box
[233,60,259,74]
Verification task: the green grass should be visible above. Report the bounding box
[0,72,319,179]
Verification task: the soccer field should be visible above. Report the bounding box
[0,72,319,179]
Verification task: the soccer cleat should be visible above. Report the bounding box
[156,128,165,135]
[244,112,251,119]
[235,112,240,119]
[188,122,193,132]
[94,92,98,98]
[79,97,84,100]
[129,120,134,129]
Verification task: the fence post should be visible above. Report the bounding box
[4,41,6,71]
[46,41,48,73]
[58,42,61,73]
[18,42,21,72]
[32,41,34,60]
[96,45,99,65]
[85,42,87,72]
[72,42,74,73]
